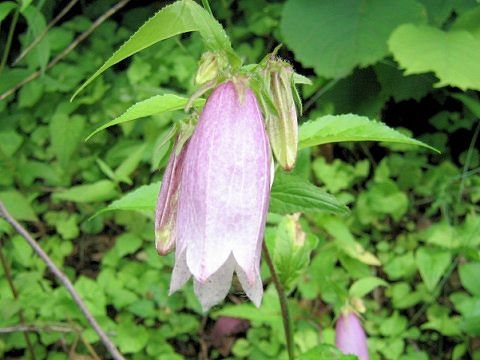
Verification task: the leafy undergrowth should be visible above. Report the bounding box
[0,0,479,359]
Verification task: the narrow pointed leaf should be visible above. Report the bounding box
[73,0,238,100]
[299,114,439,152]
[85,95,205,140]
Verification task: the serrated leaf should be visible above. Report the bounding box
[72,0,238,100]
[96,182,160,216]
[389,24,480,91]
[298,114,438,152]
[52,180,119,203]
[281,0,426,78]
[85,95,205,140]
[349,277,389,298]
[269,171,349,215]
[415,247,451,292]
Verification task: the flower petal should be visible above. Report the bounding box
[169,250,191,295]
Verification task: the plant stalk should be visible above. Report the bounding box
[262,241,294,360]
[0,4,20,77]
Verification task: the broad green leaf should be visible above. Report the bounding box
[0,191,38,222]
[72,0,238,100]
[451,5,480,39]
[389,24,480,91]
[298,114,438,152]
[459,263,480,296]
[281,0,426,78]
[86,95,205,140]
[269,171,349,215]
[96,182,160,216]
[299,345,355,360]
[460,316,480,335]
[0,130,23,156]
[49,112,85,168]
[0,2,16,28]
[21,5,49,70]
[265,215,314,293]
[415,247,451,292]
[52,180,119,203]
[349,277,389,298]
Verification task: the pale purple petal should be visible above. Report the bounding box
[169,250,191,295]
[335,312,370,360]
[235,265,263,307]
[193,255,236,311]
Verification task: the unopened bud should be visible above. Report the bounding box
[263,58,298,171]
[195,52,225,85]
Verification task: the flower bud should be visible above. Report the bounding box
[263,58,298,171]
[195,51,225,85]
[335,310,370,360]
[154,134,189,255]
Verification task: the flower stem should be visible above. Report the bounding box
[262,241,294,360]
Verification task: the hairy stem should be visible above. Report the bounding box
[0,200,125,360]
[262,241,294,360]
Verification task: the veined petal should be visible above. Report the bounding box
[177,81,271,283]
[169,250,191,295]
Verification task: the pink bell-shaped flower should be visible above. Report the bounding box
[168,80,271,311]
[335,311,370,360]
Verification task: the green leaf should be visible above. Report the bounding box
[298,114,438,152]
[114,144,146,185]
[269,171,349,215]
[451,5,480,39]
[0,130,23,157]
[49,111,85,168]
[459,262,480,296]
[96,182,160,216]
[0,191,38,222]
[0,2,17,28]
[389,24,480,91]
[281,0,426,78]
[460,316,480,335]
[265,215,314,293]
[85,95,205,140]
[52,180,119,203]
[299,344,356,360]
[415,247,451,292]
[349,277,389,298]
[72,0,238,100]
[451,93,480,119]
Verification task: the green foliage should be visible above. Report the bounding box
[1,0,479,359]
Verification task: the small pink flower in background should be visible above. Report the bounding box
[335,311,370,360]
[160,80,271,311]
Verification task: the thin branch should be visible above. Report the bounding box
[262,242,294,360]
[0,242,36,360]
[0,0,131,102]
[0,199,125,360]
[0,5,20,77]
[12,0,81,66]
[0,324,81,334]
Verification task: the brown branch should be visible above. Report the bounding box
[0,199,125,360]
[0,0,131,103]
[12,0,81,66]
[0,242,36,360]
[0,324,80,334]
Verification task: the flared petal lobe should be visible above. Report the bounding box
[335,312,370,360]
[171,80,270,311]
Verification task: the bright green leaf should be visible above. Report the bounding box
[415,247,451,292]
[349,277,389,298]
[0,2,16,29]
[85,95,205,140]
[281,0,426,78]
[389,24,480,91]
[0,130,23,157]
[299,114,438,152]
[49,112,85,168]
[0,191,38,222]
[72,0,238,99]
[52,180,119,203]
[269,171,349,215]
[459,262,480,296]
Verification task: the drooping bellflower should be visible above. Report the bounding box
[335,311,370,360]
[157,80,271,311]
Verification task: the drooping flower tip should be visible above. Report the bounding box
[335,311,370,360]
[168,79,271,311]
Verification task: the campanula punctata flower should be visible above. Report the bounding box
[158,80,271,311]
[335,311,370,360]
